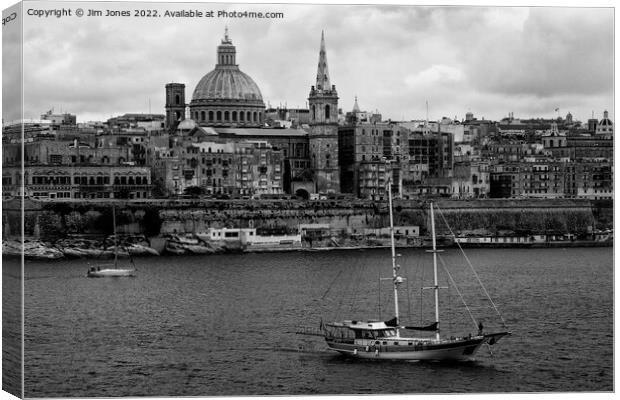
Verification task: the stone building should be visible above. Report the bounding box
[406,131,453,179]
[451,161,490,199]
[344,96,382,124]
[40,111,77,125]
[3,165,151,200]
[338,120,408,199]
[565,135,613,161]
[489,162,522,198]
[541,122,567,149]
[570,161,613,200]
[488,159,613,200]
[106,113,165,133]
[518,161,567,199]
[151,135,283,197]
[2,123,153,200]
[264,107,311,128]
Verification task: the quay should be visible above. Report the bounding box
[2,197,612,260]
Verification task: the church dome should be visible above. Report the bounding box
[598,110,612,126]
[192,68,263,102]
[596,110,613,136]
[189,29,265,128]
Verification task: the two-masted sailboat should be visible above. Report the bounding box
[319,183,509,361]
[86,206,136,278]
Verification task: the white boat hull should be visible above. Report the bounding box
[325,333,507,361]
[86,268,135,278]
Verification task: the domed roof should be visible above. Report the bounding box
[598,110,613,127]
[191,29,263,104]
[192,67,263,102]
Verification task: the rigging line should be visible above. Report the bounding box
[348,260,365,314]
[419,288,423,325]
[335,274,350,322]
[437,255,478,330]
[320,268,343,300]
[335,261,358,322]
[436,205,509,329]
[443,257,453,335]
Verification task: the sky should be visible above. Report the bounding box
[2,0,615,124]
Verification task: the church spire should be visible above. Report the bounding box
[315,30,331,90]
[353,95,360,113]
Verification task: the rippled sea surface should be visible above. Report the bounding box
[12,247,613,396]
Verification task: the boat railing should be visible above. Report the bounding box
[92,263,115,268]
[295,326,324,337]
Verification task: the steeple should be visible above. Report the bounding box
[352,96,360,113]
[308,30,340,194]
[315,30,331,90]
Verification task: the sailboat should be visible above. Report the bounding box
[86,205,136,278]
[320,182,509,361]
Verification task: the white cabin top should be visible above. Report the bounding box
[328,320,393,331]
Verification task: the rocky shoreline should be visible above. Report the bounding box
[2,233,612,261]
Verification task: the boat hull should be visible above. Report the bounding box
[325,334,505,361]
[86,268,135,278]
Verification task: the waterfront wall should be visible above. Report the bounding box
[2,198,607,242]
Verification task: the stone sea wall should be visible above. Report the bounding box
[2,198,608,242]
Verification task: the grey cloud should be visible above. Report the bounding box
[464,8,613,98]
[10,2,614,124]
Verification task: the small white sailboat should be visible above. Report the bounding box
[319,182,509,361]
[87,206,136,278]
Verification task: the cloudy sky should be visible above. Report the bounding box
[3,0,614,123]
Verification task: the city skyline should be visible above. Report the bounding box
[3,1,614,124]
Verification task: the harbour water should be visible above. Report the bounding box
[7,247,614,396]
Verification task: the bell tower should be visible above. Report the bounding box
[308,31,340,193]
[165,83,186,130]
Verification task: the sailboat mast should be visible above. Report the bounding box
[387,180,400,336]
[112,205,118,267]
[430,203,440,341]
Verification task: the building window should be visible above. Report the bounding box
[240,112,244,121]
[217,111,222,121]
[232,111,237,121]
[253,112,257,122]
[325,105,330,120]
[246,111,251,122]
[175,94,180,105]
[312,105,316,120]
[224,111,230,121]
